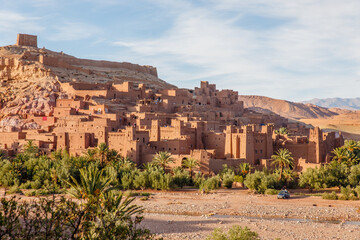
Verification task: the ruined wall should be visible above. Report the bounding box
[16,34,37,48]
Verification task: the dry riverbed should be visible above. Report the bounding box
[134,189,360,240]
[1,188,359,239]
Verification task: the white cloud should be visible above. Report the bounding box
[112,0,360,101]
[48,22,101,41]
[0,11,44,33]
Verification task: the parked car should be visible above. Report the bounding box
[277,190,290,199]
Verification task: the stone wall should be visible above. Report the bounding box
[16,34,37,48]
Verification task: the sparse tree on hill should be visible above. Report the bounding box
[182,157,200,179]
[153,151,174,170]
[271,148,294,180]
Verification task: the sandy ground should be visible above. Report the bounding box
[1,188,359,239]
[134,189,360,240]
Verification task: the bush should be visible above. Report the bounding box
[206,225,259,240]
[322,191,338,200]
[234,175,244,183]
[19,181,32,189]
[244,171,282,194]
[354,186,360,198]
[339,185,356,200]
[7,185,22,195]
[133,171,149,190]
[348,165,360,187]
[30,180,42,189]
[172,167,190,188]
[299,167,325,192]
[264,189,279,195]
[222,172,234,189]
[200,176,221,193]
[194,172,205,188]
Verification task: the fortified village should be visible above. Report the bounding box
[0,34,344,174]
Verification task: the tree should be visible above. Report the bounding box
[271,148,294,180]
[299,167,325,192]
[275,127,288,135]
[66,164,114,202]
[84,148,98,162]
[152,151,174,170]
[97,143,110,165]
[182,157,200,179]
[238,162,252,176]
[332,147,348,163]
[24,140,39,157]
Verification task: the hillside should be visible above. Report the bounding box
[238,95,338,120]
[303,97,360,110]
[0,39,174,118]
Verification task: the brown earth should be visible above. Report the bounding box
[2,188,360,239]
[301,110,360,140]
[136,189,360,239]
[239,95,338,120]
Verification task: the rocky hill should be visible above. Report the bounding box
[238,95,338,120]
[0,36,173,119]
[303,97,360,110]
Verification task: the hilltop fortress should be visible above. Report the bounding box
[0,34,344,173]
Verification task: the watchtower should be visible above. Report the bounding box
[16,34,38,48]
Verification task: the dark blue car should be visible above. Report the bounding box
[277,190,290,199]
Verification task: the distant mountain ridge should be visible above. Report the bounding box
[302,98,360,110]
[238,95,338,120]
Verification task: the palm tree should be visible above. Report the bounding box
[24,140,39,156]
[332,147,348,163]
[97,143,109,165]
[275,127,288,135]
[182,158,200,179]
[66,164,113,202]
[85,148,98,161]
[271,148,294,180]
[238,162,252,176]
[152,151,174,170]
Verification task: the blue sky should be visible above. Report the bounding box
[1,0,360,101]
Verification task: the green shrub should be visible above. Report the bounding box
[200,176,221,193]
[206,225,259,240]
[348,165,360,187]
[244,171,282,194]
[24,190,36,197]
[322,191,338,200]
[234,175,244,183]
[172,167,190,188]
[264,189,279,195]
[339,185,353,200]
[222,172,234,189]
[133,171,149,190]
[121,173,134,190]
[19,181,32,189]
[30,180,42,189]
[299,167,325,191]
[194,172,205,188]
[140,192,151,197]
[7,185,22,195]
[354,186,360,197]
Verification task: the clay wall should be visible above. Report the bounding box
[0,132,26,149]
[203,132,226,159]
[16,34,37,47]
[56,99,85,109]
[60,57,158,77]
